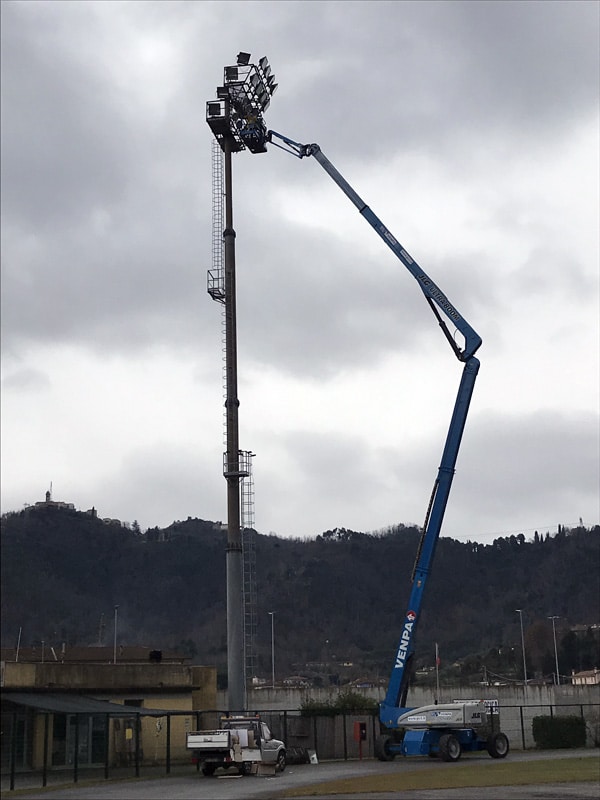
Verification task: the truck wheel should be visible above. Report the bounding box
[487,731,509,759]
[240,761,253,775]
[276,750,286,772]
[374,735,395,761]
[201,763,216,776]
[439,733,461,762]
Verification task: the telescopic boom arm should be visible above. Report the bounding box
[267,129,481,728]
[267,131,481,363]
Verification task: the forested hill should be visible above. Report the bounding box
[1,507,598,683]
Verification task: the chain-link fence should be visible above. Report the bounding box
[3,702,599,791]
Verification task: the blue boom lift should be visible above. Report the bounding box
[266,130,509,762]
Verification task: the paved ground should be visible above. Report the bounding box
[3,749,599,800]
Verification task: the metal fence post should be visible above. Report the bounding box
[166,715,171,774]
[42,713,49,787]
[371,711,378,752]
[134,713,140,777]
[519,705,526,750]
[104,713,110,780]
[73,715,79,784]
[10,711,17,791]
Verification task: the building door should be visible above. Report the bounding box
[66,715,89,766]
[1,709,32,772]
[52,715,106,767]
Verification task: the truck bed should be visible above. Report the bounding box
[186,730,230,751]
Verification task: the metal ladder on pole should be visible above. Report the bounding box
[240,451,257,689]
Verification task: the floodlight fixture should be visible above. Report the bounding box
[207,52,276,154]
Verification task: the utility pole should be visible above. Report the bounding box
[516,609,528,687]
[113,605,119,665]
[268,612,275,689]
[548,616,560,685]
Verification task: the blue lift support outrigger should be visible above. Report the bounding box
[266,131,509,762]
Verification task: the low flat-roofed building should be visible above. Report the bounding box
[1,651,216,774]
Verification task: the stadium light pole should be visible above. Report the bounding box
[515,609,528,687]
[268,611,275,689]
[206,53,276,713]
[548,616,560,685]
[113,605,119,665]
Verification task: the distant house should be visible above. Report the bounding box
[571,668,600,686]
[282,675,311,688]
[349,677,376,689]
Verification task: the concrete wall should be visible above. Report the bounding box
[233,682,600,713]
[1,662,216,695]
[217,683,600,753]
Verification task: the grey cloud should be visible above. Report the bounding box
[1,1,597,540]
[1,367,51,393]
[86,442,225,530]
[1,6,139,229]
[264,1,599,161]
[252,428,406,538]
[450,408,600,534]
[3,0,594,361]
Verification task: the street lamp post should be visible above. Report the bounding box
[515,609,528,686]
[548,616,560,685]
[268,612,275,689]
[206,53,277,713]
[113,605,119,665]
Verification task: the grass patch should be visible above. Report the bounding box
[281,755,600,797]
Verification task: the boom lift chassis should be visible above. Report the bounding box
[266,130,509,762]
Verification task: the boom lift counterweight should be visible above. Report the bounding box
[266,129,508,762]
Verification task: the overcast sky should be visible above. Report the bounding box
[1,0,598,544]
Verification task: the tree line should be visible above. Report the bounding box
[1,507,598,684]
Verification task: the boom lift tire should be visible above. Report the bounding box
[439,733,461,762]
[486,731,509,759]
[374,734,396,761]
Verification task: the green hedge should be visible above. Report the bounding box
[532,715,586,749]
[300,691,379,717]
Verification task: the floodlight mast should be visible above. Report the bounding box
[205,54,276,714]
[266,128,482,729]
